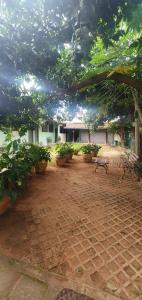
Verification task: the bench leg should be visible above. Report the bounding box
[133,169,141,181]
[122,167,126,179]
[94,164,98,172]
[94,164,109,174]
[104,164,108,174]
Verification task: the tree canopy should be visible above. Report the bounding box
[0,0,142,130]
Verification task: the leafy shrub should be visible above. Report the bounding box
[0,140,51,202]
[81,144,94,154]
[91,144,102,154]
[19,144,51,166]
[55,143,73,156]
[72,143,82,155]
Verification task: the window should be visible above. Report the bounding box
[60,126,66,133]
[42,123,48,132]
[49,123,54,132]
[42,122,54,132]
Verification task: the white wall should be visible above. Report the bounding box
[0,131,6,146]
[57,125,66,143]
[91,131,106,144]
[80,131,89,143]
[80,130,114,145]
[59,133,66,143]
[80,130,107,144]
[0,130,28,147]
[108,133,114,145]
[38,126,55,145]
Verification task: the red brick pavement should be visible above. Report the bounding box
[0,156,142,300]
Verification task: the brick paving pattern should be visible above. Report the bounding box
[0,156,142,300]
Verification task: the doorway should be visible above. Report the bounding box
[66,130,80,142]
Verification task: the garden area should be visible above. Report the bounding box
[0,0,142,300]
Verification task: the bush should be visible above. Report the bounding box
[19,144,51,166]
[81,144,94,154]
[55,143,73,156]
[72,143,82,155]
[0,141,51,202]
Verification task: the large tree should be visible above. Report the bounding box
[1,0,141,78]
[0,0,142,136]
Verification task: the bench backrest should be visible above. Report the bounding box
[120,151,139,167]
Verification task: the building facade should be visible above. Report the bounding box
[0,121,58,147]
[58,121,114,145]
[0,120,114,146]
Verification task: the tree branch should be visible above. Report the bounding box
[70,71,142,92]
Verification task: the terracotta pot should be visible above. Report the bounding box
[37,160,48,174]
[83,153,92,163]
[8,180,16,190]
[74,150,79,155]
[0,196,10,216]
[91,151,98,157]
[56,156,66,167]
[65,153,73,162]
[69,153,73,160]
[31,166,36,176]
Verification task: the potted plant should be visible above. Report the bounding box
[0,139,33,215]
[81,144,93,163]
[55,144,67,167]
[19,144,51,174]
[64,143,74,161]
[91,144,101,157]
[73,143,82,155]
[0,145,30,190]
[0,161,27,215]
[19,144,39,176]
[36,146,51,174]
[0,169,11,215]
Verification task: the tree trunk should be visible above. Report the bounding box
[133,90,140,156]
[119,128,125,147]
[134,118,140,156]
[132,89,142,124]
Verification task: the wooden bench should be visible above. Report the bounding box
[93,157,109,174]
[120,151,139,180]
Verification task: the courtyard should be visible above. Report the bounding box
[0,153,142,300]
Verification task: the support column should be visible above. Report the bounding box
[72,130,75,143]
[28,129,34,143]
[35,127,39,144]
[106,129,108,144]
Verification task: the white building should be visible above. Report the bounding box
[0,120,114,147]
[58,120,114,144]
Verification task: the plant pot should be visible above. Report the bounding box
[64,153,70,162]
[83,153,92,163]
[0,196,10,216]
[69,153,73,160]
[74,150,79,155]
[91,151,98,157]
[31,166,36,176]
[37,160,48,174]
[56,156,66,167]
[65,153,73,162]
[8,180,16,190]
